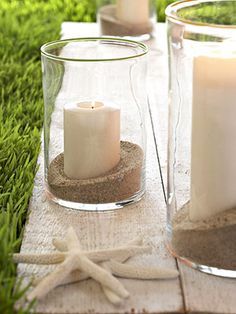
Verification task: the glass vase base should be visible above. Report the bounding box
[125,33,152,42]
[46,188,145,212]
[167,243,236,279]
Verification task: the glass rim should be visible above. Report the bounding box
[165,0,236,29]
[40,37,148,62]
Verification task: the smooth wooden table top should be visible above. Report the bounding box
[17,23,235,314]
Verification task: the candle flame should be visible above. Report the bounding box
[91,101,95,109]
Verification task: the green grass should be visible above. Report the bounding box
[157,0,176,22]
[0,1,174,313]
[178,1,236,25]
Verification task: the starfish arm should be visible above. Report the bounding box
[76,254,129,299]
[100,262,123,305]
[33,270,89,287]
[59,270,89,285]
[104,237,144,264]
[86,245,151,263]
[114,242,147,263]
[27,255,76,301]
[102,285,123,305]
[66,227,81,250]
[53,235,142,255]
[13,253,65,265]
[126,236,143,246]
[109,261,179,279]
[52,238,68,252]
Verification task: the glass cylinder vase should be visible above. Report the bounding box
[166,0,236,278]
[97,0,156,40]
[41,38,148,211]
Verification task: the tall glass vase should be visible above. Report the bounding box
[166,0,236,278]
[41,38,148,211]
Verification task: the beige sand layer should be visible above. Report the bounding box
[48,141,143,204]
[98,5,153,37]
[172,203,236,270]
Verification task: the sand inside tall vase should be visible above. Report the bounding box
[172,203,236,270]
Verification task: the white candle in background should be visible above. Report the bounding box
[117,0,149,25]
[64,101,120,179]
[190,55,236,221]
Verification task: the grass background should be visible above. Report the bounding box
[0,1,174,313]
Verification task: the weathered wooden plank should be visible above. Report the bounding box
[16,23,183,314]
[180,265,236,314]
[149,23,236,314]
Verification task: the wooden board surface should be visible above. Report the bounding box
[16,23,236,314]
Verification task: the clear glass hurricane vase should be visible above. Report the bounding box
[166,0,236,278]
[41,38,148,211]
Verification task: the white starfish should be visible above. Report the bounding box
[14,227,179,305]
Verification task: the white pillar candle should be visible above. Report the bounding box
[190,55,236,221]
[64,101,120,180]
[117,0,149,25]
